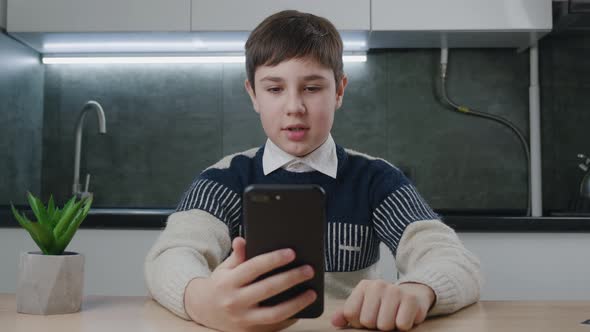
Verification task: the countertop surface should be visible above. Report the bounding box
[1,294,590,332]
[2,207,590,232]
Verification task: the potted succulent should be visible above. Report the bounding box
[10,192,92,315]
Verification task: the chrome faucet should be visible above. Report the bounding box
[72,101,107,199]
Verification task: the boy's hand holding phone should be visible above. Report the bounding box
[183,237,317,332]
[331,280,435,331]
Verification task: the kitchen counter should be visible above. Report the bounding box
[1,294,589,332]
[2,207,590,232]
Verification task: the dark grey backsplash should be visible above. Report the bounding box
[2,32,590,212]
[540,34,590,213]
[42,63,226,208]
[0,33,44,206]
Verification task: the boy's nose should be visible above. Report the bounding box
[285,92,306,115]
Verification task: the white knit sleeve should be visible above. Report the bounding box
[144,209,231,319]
[394,220,482,316]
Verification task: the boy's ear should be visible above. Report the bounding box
[335,74,348,110]
[244,79,260,113]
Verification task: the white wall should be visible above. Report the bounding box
[1,229,589,300]
[379,232,590,300]
[0,229,158,296]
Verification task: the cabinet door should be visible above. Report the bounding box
[7,0,191,32]
[371,0,551,31]
[191,0,369,31]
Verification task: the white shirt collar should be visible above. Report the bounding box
[262,134,338,179]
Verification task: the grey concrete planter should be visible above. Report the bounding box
[17,251,84,315]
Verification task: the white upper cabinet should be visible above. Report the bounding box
[191,0,370,31]
[3,0,554,51]
[7,0,191,32]
[372,0,551,31]
[0,0,6,29]
[370,0,552,48]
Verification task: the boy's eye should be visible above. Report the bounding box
[305,86,322,92]
[267,87,283,93]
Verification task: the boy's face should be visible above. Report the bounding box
[245,57,347,157]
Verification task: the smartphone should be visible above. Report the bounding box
[243,184,326,318]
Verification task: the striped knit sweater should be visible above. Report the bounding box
[145,145,482,320]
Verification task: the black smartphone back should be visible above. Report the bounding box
[243,184,326,318]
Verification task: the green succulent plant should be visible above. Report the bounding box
[10,192,92,255]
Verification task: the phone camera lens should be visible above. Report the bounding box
[251,195,270,203]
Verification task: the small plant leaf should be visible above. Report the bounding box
[59,196,76,218]
[27,222,56,254]
[53,207,62,225]
[26,192,50,228]
[10,203,27,225]
[12,194,92,255]
[52,197,82,240]
[11,203,52,255]
[10,204,32,231]
[55,196,92,253]
[46,195,57,227]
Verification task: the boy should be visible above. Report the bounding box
[145,10,481,332]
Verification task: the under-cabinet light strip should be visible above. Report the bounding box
[42,55,367,64]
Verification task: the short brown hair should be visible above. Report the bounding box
[245,10,344,92]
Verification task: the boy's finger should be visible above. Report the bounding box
[245,289,316,325]
[229,248,296,286]
[218,237,246,269]
[395,295,419,331]
[358,287,381,329]
[331,309,349,328]
[239,264,314,304]
[376,290,401,331]
[231,237,247,263]
[341,282,366,328]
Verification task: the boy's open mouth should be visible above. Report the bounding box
[283,125,309,131]
[283,125,309,141]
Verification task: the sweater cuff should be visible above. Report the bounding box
[147,250,212,320]
[163,268,210,320]
[396,266,459,316]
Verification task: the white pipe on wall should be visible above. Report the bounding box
[529,45,543,216]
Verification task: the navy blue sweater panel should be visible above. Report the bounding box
[175,144,439,272]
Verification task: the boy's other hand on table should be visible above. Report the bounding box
[331,280,435,331]
[184,237,316,332]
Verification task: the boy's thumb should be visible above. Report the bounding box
[220,237,246,269]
